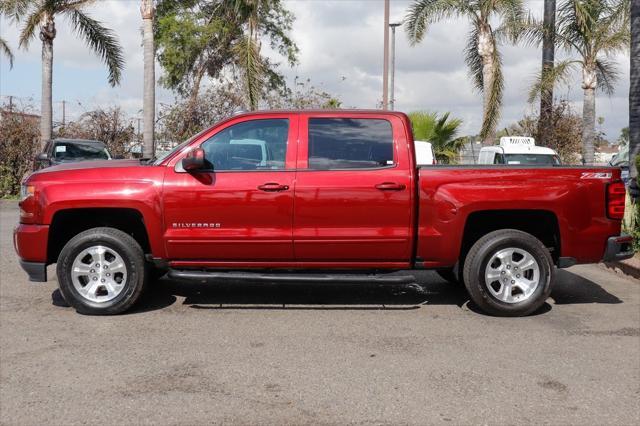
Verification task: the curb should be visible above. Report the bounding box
[602,258,640,280]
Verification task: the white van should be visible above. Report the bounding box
[414,140,436,165]
[478,137,561,165]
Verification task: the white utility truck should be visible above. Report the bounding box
[478,137,561,165]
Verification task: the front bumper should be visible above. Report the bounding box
[14,224,49,282]
[602,235,635,262]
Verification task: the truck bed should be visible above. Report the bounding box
[415,165,623,268]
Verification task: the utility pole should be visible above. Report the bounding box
[631,0,639,181]
[389,22,402,111]
[382,0,390,110]
[8,96,13,113]
[62,100,66,127]
[539,0,556,147]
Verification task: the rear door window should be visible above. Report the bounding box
[307,118,394,170]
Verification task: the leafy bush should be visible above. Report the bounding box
[498,100,583,164]
[57,107,136,158]
[408,111,467,164]
[0,103,40,198]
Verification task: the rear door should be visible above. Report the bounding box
[293,113,414,267]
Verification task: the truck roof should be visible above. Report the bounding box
[232,109,409,118]
[480,145,558,155]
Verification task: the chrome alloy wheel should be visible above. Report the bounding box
[484,248,540,304]
[71,245,128,303]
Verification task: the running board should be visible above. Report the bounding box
[166,269,416,285]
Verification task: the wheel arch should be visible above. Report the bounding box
[460,209,561,265]
[47,208,152,264]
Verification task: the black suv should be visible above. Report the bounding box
[35,139,115,170]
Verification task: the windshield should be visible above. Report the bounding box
[502,154,560,165]
[53,143,110,161]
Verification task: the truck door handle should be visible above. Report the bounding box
[375,182,406,191]
[258,183,290,192]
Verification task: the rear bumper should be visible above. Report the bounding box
[602,235,635,263]
[19,260,47,282]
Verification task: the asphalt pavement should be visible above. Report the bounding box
[1,200,639,425]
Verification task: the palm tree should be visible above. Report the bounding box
[0,37,13,68]
[6,0,124,148]
[631,0,639,180]
[539,0,556,146]
[527,0,629,164]
[141,0,155,158]
[155,0,297,112]
[405,0,525,145]
[224,0,297,110]
[408,111,467,164]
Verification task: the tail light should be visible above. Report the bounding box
[606,182,626,220]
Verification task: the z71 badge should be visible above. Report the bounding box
[581,172,612,180]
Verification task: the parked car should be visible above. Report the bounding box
[414,140,436,165]
[35,139,116,170]
[15,111,632,316]
[478,137,561,165]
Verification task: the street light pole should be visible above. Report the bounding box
[389,22,402,111]
[382,0,390,110]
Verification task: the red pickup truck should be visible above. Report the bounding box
[14,110,634,316]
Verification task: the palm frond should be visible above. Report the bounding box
[17,4,47,48]
[404,0,468,45]
[67,8,124,86]
[493,0,526,42]
[528,59,579,103]
[1,0,31,20]
[595,58,620,96]
[0,37,14,68]
[464,25,483,92]
[233,34,264,110]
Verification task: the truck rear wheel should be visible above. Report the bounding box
[56,227,147,315]
[462,229,554,317]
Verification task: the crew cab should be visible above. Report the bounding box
[14,110,634,316]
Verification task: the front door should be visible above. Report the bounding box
[293,113,414,266]
[162,114,298,264]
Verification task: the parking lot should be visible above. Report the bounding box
[1,200,639,425]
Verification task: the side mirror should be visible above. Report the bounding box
[36,152,49,162]
[182,148,207,172]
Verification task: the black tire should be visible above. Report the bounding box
[56,227,147,315]
[462,229,554,317]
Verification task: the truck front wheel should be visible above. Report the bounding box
[56,227,147,315]
[462,229,554,317]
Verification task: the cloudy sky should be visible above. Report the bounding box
[0,0,631,139]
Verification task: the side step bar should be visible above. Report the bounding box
[166,269,416,285]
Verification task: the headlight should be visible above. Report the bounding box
[20,184,35,201]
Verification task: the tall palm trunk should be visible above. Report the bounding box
[630,0,639,179]
[539,0,556,146]
[40,14,56,148]
[581,66,597,165]
[478,24,495,145]
[141,0,155,159]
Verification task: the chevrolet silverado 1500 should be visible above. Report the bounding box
[14,110,634,316]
